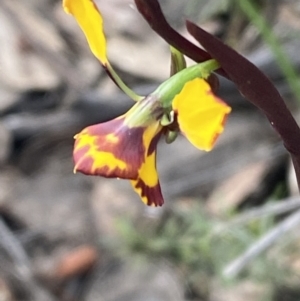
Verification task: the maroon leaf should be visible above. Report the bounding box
[134,0,229,83]
[134,1,212,62]
[187,20,300,190]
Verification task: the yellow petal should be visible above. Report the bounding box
[73,117,145,179]
[131,122,164,206]
[63,0,108,65]
[130,151,164,207]
[172,78,231,151]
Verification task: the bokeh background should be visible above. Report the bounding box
[1,0,300,300]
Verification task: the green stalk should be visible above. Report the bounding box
[106,63,144,102]
[237,0,300,102]
[154,59,220,107]
[170,46,187,75]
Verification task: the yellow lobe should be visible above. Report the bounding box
[74,130,127,176]
[130,151,160,207]
[63,0,108,65]
[130,122,164,207]
[140,122,162,188]
[138,153,158,188]
[172,78,231,151]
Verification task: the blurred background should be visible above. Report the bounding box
[0,0,300,300]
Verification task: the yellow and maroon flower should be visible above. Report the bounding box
[172,78,230,151]
[73,76,230,206]
[74,95,165,206]
[64,0,231,206]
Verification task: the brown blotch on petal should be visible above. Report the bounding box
[89,122,146,172]
[93,165,137,180]
[74,155,94,175]
[186,20,300,191]
[134,178,164,207]
[73,119,148,179]
[147,132,162,156]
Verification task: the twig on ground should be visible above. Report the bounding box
[0,217,58,301]
[228,196,300,226]
[223,208,300,278]
[0,217,31,277]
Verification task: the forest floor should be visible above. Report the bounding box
[1,1,300,300]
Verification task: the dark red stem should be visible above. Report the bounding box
[134,0,228,78]
[186,20,300,190]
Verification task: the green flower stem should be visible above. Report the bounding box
[106,63,144,102]
[170,47,186,75]
[154,59,220,108]
[237,0,300,103]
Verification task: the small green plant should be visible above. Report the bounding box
[236,0,300,103]
[113,201,295,298]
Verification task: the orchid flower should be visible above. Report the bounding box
[63,0,231,206]
[134,0,300,197]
